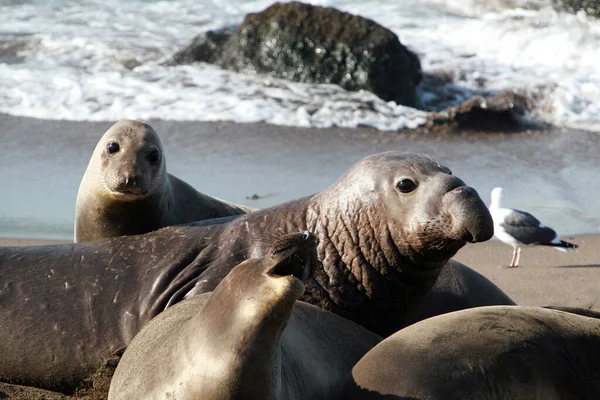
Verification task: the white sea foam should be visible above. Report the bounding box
[0,0,599,132]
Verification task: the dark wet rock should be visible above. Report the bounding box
[418,71,480,112]
[555,0,600,17]
[167,27,235,65]
[428,90,535,132]
[168,1,422,107]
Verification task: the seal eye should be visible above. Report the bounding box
[147,149,160,165]
[396,179,417,194]
[106,142,120,155]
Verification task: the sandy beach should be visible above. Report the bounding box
[2,112,599,307]
[1,114,599,399]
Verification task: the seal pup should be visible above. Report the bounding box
[0,152,493,392]
[108,231,381,400]
[74,119,251,242]
[338,305,600,400]
[490,187,578,267]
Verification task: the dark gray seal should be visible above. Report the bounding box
[402,259,516,327]
[0,152,493,392]
[108,231,381,400]
[338,305,600,400]
[74,119,251,242]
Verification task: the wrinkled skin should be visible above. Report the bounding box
[109,232,381,400]
[74,119,250,242]
[0,152,493,392]
[338,306,600,400]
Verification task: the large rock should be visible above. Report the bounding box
[555,0,600,16]
[168,2,422,107]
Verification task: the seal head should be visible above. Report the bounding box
[96,120,165,201]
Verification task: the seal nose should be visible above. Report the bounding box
[443,186,494,243]
[116,174,146,195]
[124,175,138,187]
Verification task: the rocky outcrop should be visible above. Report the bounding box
[167,2,422,107]
[555,0,600,17]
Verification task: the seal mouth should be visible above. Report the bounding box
[107,189,149,200]
[266,231,317,282]
[267,253,312,282]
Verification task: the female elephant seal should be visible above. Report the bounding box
[0,152,493,392]
[74,119,251,242]
[338,305,600,400]
[108,231,381,400]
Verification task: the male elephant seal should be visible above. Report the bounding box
[402,259,516,327]
[0,152,493,392]
[338,305,600,400]
[108,231,381,400]
[74,119,251,242]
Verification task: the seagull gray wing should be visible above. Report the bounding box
[500,209,558,245]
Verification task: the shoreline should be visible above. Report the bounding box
[2,113,599,239]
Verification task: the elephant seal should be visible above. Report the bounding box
[402,259,516,327]
[74,119,251,242]
[0,152,493,392]
[338,305,600,400]
[108,231,381,400]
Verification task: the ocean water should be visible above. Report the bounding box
[1,0,600,132]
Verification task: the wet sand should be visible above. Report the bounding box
[1,113,599,239]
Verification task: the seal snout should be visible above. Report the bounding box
[444,186,494,243]
[115,174,148,196]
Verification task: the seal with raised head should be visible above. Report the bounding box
[74,119,251,242]
[338,305,600,400]
[108,231,381,400]
[0,152,493,392]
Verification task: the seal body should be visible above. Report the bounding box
[339,306,600,400]
[74,120,251,242]
[402,260,516,327]
[0,152,493,391]
[108,232,381,400]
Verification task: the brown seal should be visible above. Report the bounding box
[74,119,251,242]
[338,305,600,399]
[0,152,493,392]
[402,259,516,327]
[108,231,381,400]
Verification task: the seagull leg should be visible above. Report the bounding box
[508,247,521,268]
[510,247,522,268]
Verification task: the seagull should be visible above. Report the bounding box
[489,187,579,268]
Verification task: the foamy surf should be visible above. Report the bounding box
[0,0,599,132]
